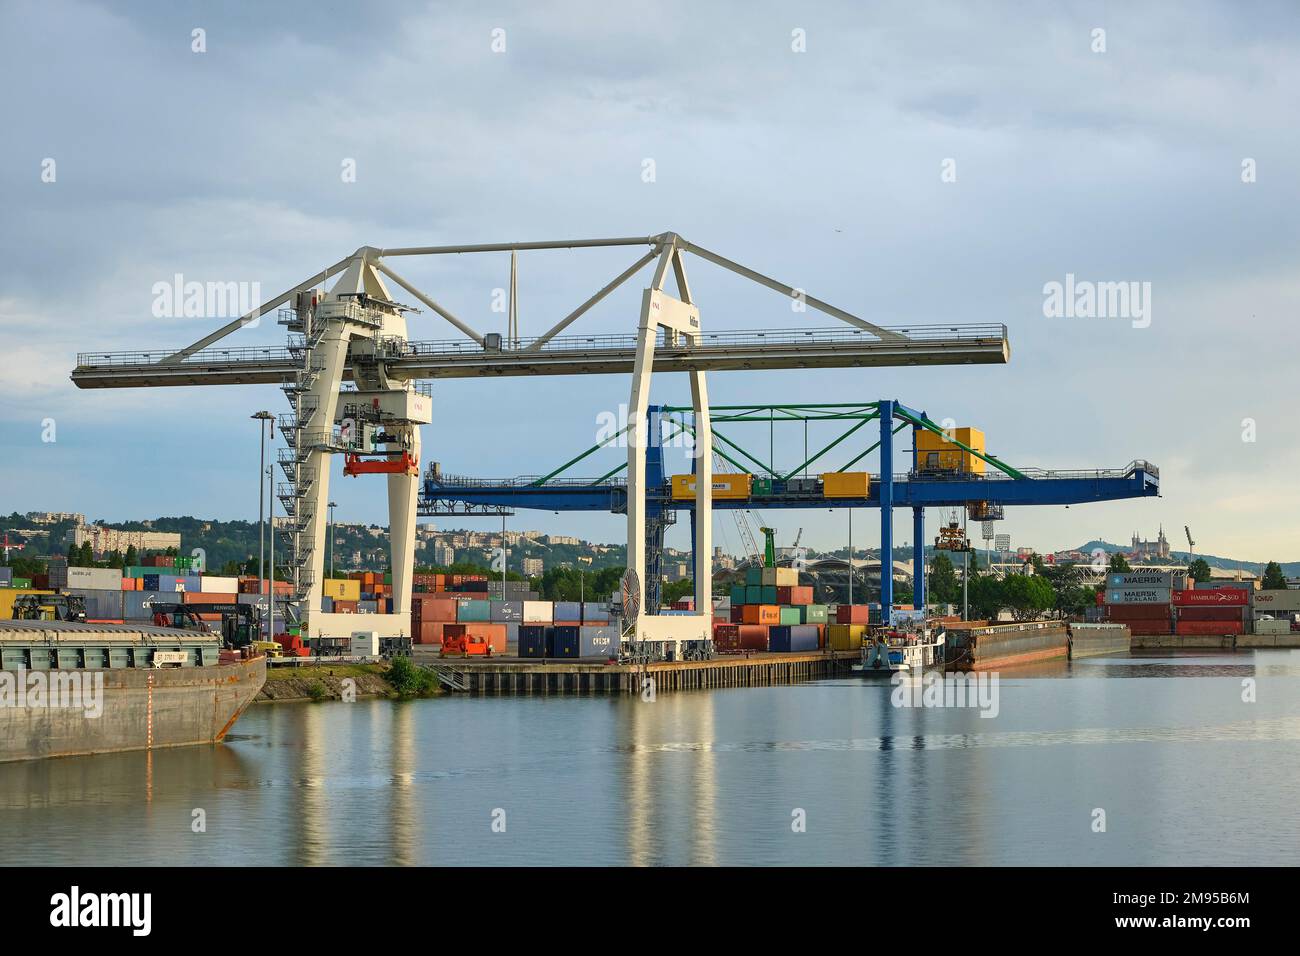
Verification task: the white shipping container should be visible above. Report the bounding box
[67,567,124,591]
[350,631,380,656]
[1251,590,1300,612]
[1253,619,1291,635]
[522,600,553,623]
[199,575,239,594]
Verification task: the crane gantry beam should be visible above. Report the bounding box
[66,232,1016,641]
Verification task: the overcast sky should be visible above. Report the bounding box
[1,0,1297,562]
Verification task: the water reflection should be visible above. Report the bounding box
[1,651,1298,867]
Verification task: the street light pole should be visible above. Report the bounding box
[251,412,274,587]
[328,501,337,577]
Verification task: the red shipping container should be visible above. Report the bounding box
[1125,621,1173,635]
[713,624,740,652]
[1176,620,1243,636]
[413,598,458,623]
[332,599,358,614]
[836,605,870,624]
[741,605,780,625]
[730,605,744,624]
[737,624,769,650]
[1176,606,1244,622]
[777,585,813,606]
[1171,588,1247,607]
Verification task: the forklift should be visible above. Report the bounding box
[144,601,277,654]
[11,593,88,623]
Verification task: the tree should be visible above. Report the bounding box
[66,542,79,567]
[966,575,1003,621]
[124,544,138,567]
[105,549,124,570]
[1187,558,1211,583]
[1001,574,1055,622]
[928,552,960,605]
[1261,561,1288,590]
[1108,552,1131,573]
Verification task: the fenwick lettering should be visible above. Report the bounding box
[50,887,152,936]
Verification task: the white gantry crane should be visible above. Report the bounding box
[72,232,1010,647]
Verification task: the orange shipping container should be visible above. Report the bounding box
[741,605,780,625]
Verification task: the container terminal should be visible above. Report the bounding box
[3,232,1291,759]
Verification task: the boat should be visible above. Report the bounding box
[0,620,266,763]
[853,621,946,676]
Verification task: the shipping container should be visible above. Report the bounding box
[1251,590,1300,612]
[736,624,769,650]
[820,471,871,497]
[66,588,125,621]
[323,578,362,602]
[1105,604,1172,621]
[581,602,611,623]
[778,606,802,626]
[768,624,820,652]
[199,575,239,594]
[729,604,744,624]
[741,604,780,625]
[744,566,764,587]
[777,585,813,605]
[522,600,553,623]
[1175,606,1244,622]
[1171,588,1248,607]
[491,601,524,622]
[548,625,580,658]
[730,584,748,605]
[1107,571,1183,589]
[800,604,829,625]
[761,567,799,588]
[827,623,867,650]
[1105,587,1171,605]
[415,622,445,645]
[65,567,126,591]
[1124,621,1173,635]
[1175,620,1243,636]
[714,623,740,652]
[670,473,752,500]
[577,625,619,658]
[456,599,492,622]
[836,605,871,624]
[915,427,985,474]
[519,624,549,658]
[553,601,582,622]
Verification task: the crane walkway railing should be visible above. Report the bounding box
[74,324,1008,369]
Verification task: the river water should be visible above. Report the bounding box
[3,650,1297,866]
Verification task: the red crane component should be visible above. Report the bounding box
[343,451,418,477]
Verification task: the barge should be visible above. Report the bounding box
[1,621,266,763]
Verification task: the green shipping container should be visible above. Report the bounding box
[731,584,748,605]
[762,585,778,604]
[801,604,829,624]
[753,478,773,496]
[745,567,763,587]
[746,586,763,603]
[11,578,31,589]
[456,599,491,622]
[384,573,393,585]
[779,606,802,625]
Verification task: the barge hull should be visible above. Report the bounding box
[0,656,266,763]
